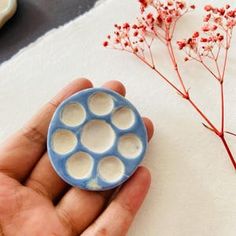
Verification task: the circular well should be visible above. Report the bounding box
[98,156,125,183]
[52,129,77,155]
[112,107,135,130]
[81,120,116,153]
[61,103,86,127]
[118,134,143,159]
[88,92,114,116]
[66,152,93,179]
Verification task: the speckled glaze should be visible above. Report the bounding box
[47,88,148,191]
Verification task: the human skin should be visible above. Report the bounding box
[0,79,154,236]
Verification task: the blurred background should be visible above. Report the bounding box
[0,0,98,63]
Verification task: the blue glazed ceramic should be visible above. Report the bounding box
[47,88,148,191]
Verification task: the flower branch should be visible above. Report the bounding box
[104,0,236,169]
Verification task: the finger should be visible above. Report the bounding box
[26,81,127,201]
[102,80,126,96]
[25,152,69,201]
[0,78,93,181]
[142,117,154,141]
[81,166,151,236]
[56,189,113,235]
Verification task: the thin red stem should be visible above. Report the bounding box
[151,28,166,43]
[216,44,221,61]
[221,136,236,170]
[210,50,221,78]
[170,10,188,38]
[198,54,220,81]
[164,28,235,168]
[144,37,155,68]
[225,131,236,137]
[187,97,220,135]
[167,40,188,95]
[165,35,220,134]
[220,31,230,136]
[222,48,229,83]
[134,53,184,96]
[158,33,235,169]
[220,82,225,134]
[148,52,221,134]
[122,34,183,96]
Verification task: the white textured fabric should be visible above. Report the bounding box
[0,1,236,235]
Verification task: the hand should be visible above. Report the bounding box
[0,79,154,236]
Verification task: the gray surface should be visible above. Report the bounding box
[0,0,98,63]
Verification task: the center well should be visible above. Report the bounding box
[81,119,115,153]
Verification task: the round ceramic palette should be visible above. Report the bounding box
[0,0,17,28]
[47,88,148,190]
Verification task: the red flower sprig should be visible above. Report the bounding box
[104,1,236,169]
[178,4,235,62]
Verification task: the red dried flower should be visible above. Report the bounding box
[133,31,139,37]
[200,38,208,42]
[115,38,120,44]
[214,17,222,24]
[187,38,197,49]
[114,24,121,30]
[227,10,236,18]
[227,20,236,28]
[123,23,130,30]
[193,31,199,38]
[218,35,224,41]
[124,41,129,47]
[176,1,186,10]
[177,40,186,50]
[204,14,211,22]
[167,0,174,6]
[139,0,148,7]
[202,25,210,32]
[103,41,109,47]
[218,8,225,16]
[139,0,153,12]
[166,16,173,24]
[211,25,218,31]
[204,5,212,12]
[147,13,153,19]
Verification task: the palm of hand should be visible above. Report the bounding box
[0,174,71,235]
[0,79,153,236]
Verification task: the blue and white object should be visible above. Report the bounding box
[0,0,17,28]
[47,88,148,191]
